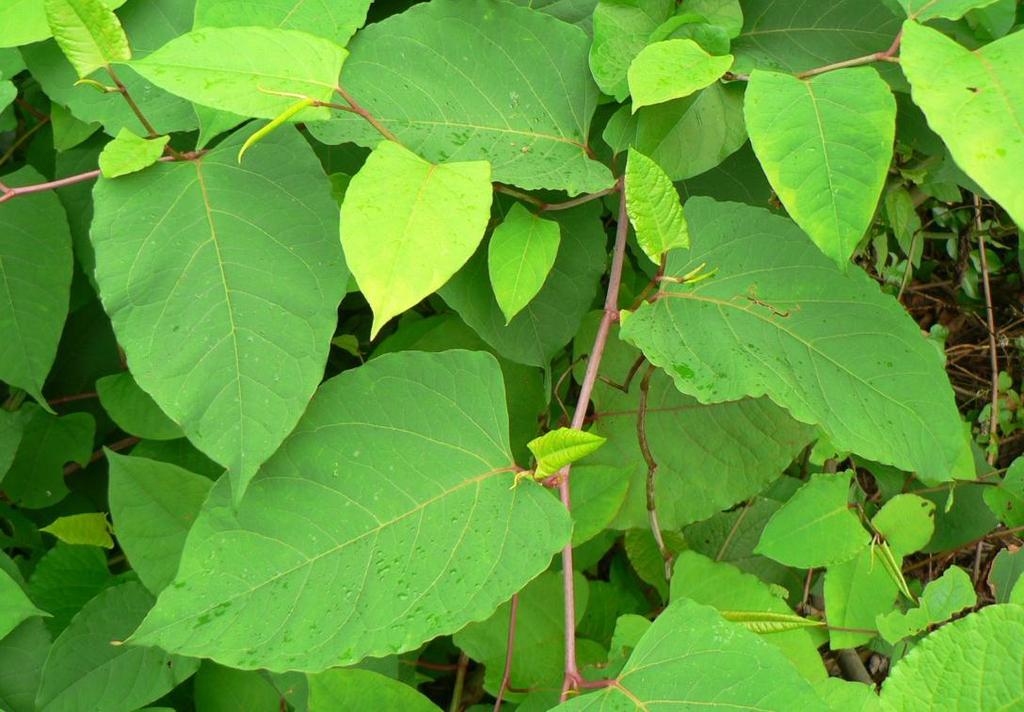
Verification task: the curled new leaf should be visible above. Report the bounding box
[527,427,607,477]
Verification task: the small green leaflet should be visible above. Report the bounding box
[898,0,1001,21]
[44,0,130,78]
[625,149,689,262]
[487,203,561,324]
[341,140,493,338]
[131,26,347,120]
[721,610,825,633]
[98,129,168,178]
[589,0,675,101]
[0,568,48,641]
[39,513,114,549]
[900,21,1024,228]
[528,427,607,478]
[745,67,896,267]
[627,39,733,111]
[872,493,935,555]
[875,565,976,643]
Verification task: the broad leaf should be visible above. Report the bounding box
[881,605,1024,711]
[487,204,561,324]
[985,456,1024,526]
[873,493,935,554]
[311,0,612,194]
[308,669,437,712]
[130,351,571,671]
[745,67,896,267]
[193,662,282,712]
[898,0,1001,21]
[555,598,827,711]
[96,371,182,440]
[35,582,199,712]
[619,197,972,483]
[0,0,125,49]
[628,39,733,110]
[341,140,492,338]
[528,428,606,476]
[0,409,25,480]
[1,407,94,509]
[97,129,168,179]
[900,21,1024,227]
[0,618,51,712]
[876,566,976,643]
[825,547,898,648]
[625,148,689,262]
[44,0,130,78]
[590,0,676,101]
[40,513,113,549]
[0,568,47,640]
[0,166,73,404]
[27,544,113,635]
[91,127,347,501]
[987,548,1024,604]
[131,26,348,120]
[194,0,372,46]
[685,0,743,37]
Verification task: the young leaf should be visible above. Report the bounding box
[97,129,168,178]
[130,351,571,671]
[528,427,606,477]
[619,197,973,484]
[131,26,347,120]
[901,21,1024,228]
[589,0,675,101]
[341,140,492,338]
[91,126,347,502]
[194,0,372,46]
[625,149,689,263]
[876,566,976,643]
[745,67,896,267]
[872,493,936,555]
[95,371,182,441]
[487,204,561,324]
[39,513,114,549]
[0,166,73,405]
[0,568,48,640]
[308,669,437,712]
[755,472,869,568]
[44,0,130,78]
[898,0,1002,21]
[627,39,733,111]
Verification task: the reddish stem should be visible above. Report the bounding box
[492,593,520,711]
[63,436,139,476]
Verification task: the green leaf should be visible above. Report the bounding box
[881,605,1024,711]
[745,67,896,267]
[671,551,827,681]
[35,581,199,712]
[607,613,651,677]
[107,453,213,594]
[624,528,685,597]
[988,547,1024,603]
[755,472,869,568]
[683,0,743,37]
[131,26,348,120]
[342,141,492,338]
[130,351,571,671]
[876,565,976,643]
[194,0,372,46]
[590,0,675,101]
[984,456,1024,526]
[824,546,898,648]
[528,427,606,477]
[90,126,347,501]
[0,568,48,640]
[50,102,101,151]
[625,149,689,262]
[0,618,51,712]
[0,166,73,404]
[0,0,125,49]
[310,0,613,195]
[0,79,15,113]
[44,0,130,78]
[308,669,437,712]
[96,371,182,441]
[0,408,26,481]
[487,204,561,324]
[628,39,733,111]
[193,662,282,712]
[901,21,1024,232]
[97,129,168,179]
[40,513,113,549]
[1,407,94,509]
[817,678,881,712]
[872,493,935,555]
[27,544,113,635]
[555,598,827,711]
[619,197,972,484]
[898,0,1001,21]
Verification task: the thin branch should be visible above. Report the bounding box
[494,183,545,207]
[493,593,519,712]
[597,354,647,393]
[637,363,672,580]
[106,65,160,138]
[63,436,139,476]
[449,651,469,712]
[334,85,401,144]
[48,391,98,407]
[0,116,51,167]
[974,195,1000,465]
[540,185,618,213]
[797,30,903,79]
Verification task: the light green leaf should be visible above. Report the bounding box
[130,351,571,671]
[619,197,972,484]
[40,513,114,549]
[824,546,898,648]
[872,493,935,555]
[988,547,1024,603]
[817,678,881,712]
[35,581,199,712]
[96,371,182,440]
[628,39,733,111]
[50,102,100,151]
[308,669,437,712]
[131,26,347,120]
[876,566,976,643]
[899,0,1001,21]
[193,662,282,712]
[97,129,168,179]
[1,407,94,509]
[528,427,606,477]
[310,0,612,195]
[682,0,743,37]
[91,126,347,502]
[984,456,1024,526]
[44,0,130,78]
[590,0,675,101]
[342,140,492,338]
[0,80,15,113]
[607,613,651,677]
[0,0,125,49]
[745,67,896,267]
[0,166,73,404]
[755,473,869,568]
[0,568,48,641]
[649,14,732,54]
[555,598,828,711]
[194,0,372,46]
[488,204,561,324]
[881,605,1024,711]
[0,618,51,712]
[27,544,113,636]
[671,551,827,681]
[625,149,689,262]
[901,21,1024,230]
[107,453,213,594]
